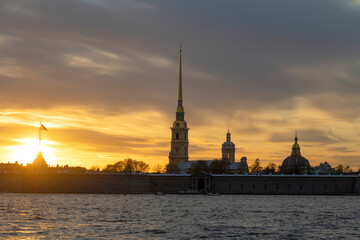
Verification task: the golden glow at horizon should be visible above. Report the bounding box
[10,138,56,166]
[0,104,359,170]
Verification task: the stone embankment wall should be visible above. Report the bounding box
[212,175,358,195]
[0,173,151,193]
[0,173,359,195]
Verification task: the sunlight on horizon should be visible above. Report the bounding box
[10,138,56,166]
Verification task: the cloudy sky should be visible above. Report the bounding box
[0,0,360,170]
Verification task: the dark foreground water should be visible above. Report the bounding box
[0,194,359,239]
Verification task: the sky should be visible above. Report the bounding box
[0,0,360,170]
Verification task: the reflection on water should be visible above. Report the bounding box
[0,194,359,239]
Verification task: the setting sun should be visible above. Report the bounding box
[10,139,56,166]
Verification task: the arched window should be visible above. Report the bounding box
[176,133,179,139]
[184,133,187,139]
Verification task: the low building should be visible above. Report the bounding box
[314,162,334,175]
[0,161,22,173]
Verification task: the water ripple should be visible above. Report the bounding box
[0,193,359,239]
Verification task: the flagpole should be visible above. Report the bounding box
[39,122,41,150]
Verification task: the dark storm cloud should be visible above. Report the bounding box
[1,0,360,121]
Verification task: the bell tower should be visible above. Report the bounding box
[222,129,235,164]
[169,44,189,166]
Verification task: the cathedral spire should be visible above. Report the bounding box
[178,42,182,102]
[176,43,184,115]
[169,43,189,166]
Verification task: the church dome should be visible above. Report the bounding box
[281,133,310,174]
[282,155,310,169]
[222,130,235,149]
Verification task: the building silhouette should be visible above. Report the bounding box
[166,47,317,175]
[169,45,189,166]
[280,133,311,174]
[222,129,235,164]
[33,151,48,168]
[168,46,248,173]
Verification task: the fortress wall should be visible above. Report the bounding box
[355,177,360,194]
[0,173,151,194]
[150,175,191,193]
[0,174,22,192]
[0,173,359,195]
[212,175,358,195]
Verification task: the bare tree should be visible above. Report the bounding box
[250,158,263,173]
[153,164,164,173]
[102,158,149,173]
[335,164,352,174]
[264,163,277,174]
[89,165,100,172]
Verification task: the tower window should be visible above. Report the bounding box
[176,133,179,139]
[175,148,179,155]
[184,133,187,139]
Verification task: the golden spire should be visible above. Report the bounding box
[178,42,182,101]
[292,131,301,156]
[176,43,184,113]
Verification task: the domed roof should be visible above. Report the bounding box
[222,141,235,148]
[281,133,311,174]
[282,155,310,169]
[222,130,235,149]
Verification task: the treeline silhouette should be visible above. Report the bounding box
[88,158,358,175]
[100,158,150,173]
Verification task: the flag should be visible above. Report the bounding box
[40,123,48,131]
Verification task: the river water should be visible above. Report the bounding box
[0,193,359,239]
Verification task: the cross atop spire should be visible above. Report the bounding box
[226,128,231,141]
[292,131,301,156]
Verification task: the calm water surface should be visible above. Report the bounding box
[0,193,359,239]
